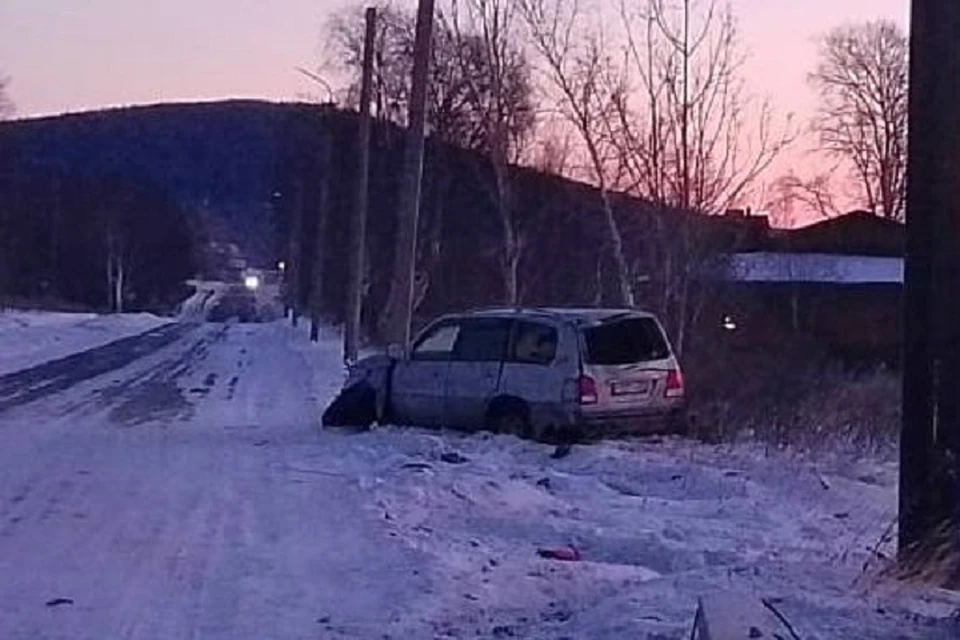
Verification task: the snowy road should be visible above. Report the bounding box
[0,320,956,639]
[0,321,429,640]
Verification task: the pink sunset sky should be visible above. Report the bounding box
[1,0,908,216]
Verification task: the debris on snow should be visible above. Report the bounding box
[537,546,582,562]
[440,451,469,465]
[44,598,74,608]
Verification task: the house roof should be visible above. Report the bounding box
[773,211,905,257]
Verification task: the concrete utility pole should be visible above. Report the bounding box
[344,7,377,363]
[899,0,960,583]
[382,0,435,348]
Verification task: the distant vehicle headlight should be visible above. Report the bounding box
[244,275,261,291]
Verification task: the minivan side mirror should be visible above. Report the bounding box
[386,343,406,360]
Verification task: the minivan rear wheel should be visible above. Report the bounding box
[486,404,531,439]
[669,410,690,438]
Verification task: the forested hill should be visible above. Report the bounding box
[0,100,294,267]
[0,99,760,322]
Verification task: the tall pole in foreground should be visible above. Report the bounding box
[344,7,377,364]
[899,0,960,584]
[382,0,435,347]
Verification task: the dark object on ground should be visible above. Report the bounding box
[551,443,573,459]
[440,452,469,464]
[45,598,74,607]
[322,380,377,429]
[536,545,581,562]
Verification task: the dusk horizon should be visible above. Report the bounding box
[2,0,908,119]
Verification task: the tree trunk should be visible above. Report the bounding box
[413,151,446,313]
[503,243,521,307]
[106,231,117,312]
[493,156,520,306]
[106,254,114,312]
[287,181,304,328]
[310,117,334,343]
[115,258,125,314]
[599,187,635,308]
[592,253,604,306]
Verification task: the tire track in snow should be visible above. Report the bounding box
[0,322,193,412]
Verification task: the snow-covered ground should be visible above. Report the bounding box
[0,318,956,639]
[0,310,170,377]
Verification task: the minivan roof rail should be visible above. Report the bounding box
[459,306,653,322]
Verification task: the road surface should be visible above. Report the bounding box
[0,321,427,640]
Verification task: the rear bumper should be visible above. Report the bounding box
[578,406,686,436]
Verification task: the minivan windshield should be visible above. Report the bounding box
[583,318,670,365]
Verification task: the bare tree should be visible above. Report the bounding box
[518,0,636,307]
[323,2,533,148]
[324,3,410,122]
[325,1,536,320]
[527,128,574,175]
[603,0,794,353]
[613,0,793,214]
[519,0,792,331]
[763,171,840,228]
[443,0,536,305]
[810,20,908,221]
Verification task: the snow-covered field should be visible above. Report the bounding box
[0,318,956,639]
[0,310,170,377]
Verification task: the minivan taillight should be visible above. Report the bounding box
[665,369,685,398]
[578,375,598,405]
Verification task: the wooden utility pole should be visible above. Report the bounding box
[899,0,960,583]
[344,7,377,363]
[310,106,335,343]
[380,0,435,347]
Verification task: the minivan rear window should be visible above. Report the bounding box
[583,318,670,365]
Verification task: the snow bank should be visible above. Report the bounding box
[290,428,957,638]
[0,310,170,376]
[286,324,958,639]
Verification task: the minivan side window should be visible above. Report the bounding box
[412,322,461,361]
[511,321,558,365]
[452,318,512,362]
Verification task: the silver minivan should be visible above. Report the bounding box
[373,307,687,440]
